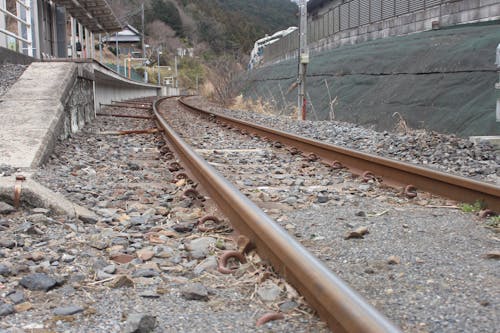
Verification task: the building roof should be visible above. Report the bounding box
[53,0,122,33]
[307,0,330,12]
[102,25,141,43]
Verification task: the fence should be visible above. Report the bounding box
[263,0,491,63]
[0,0,34,56]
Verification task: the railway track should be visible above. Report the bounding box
[177,97,500,212]
[28,98,329,332]
[25,96,495,332]
[154,96,499,332]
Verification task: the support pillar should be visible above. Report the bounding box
[70,17,75,58]
[0,0,6,48]
[90,32,94,59]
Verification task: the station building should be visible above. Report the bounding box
[0,0,121,60]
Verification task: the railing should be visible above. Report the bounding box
[0,0,33,56]
[306,0,444,43]
[263,0,461,63]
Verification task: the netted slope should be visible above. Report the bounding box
[240,23,500,137]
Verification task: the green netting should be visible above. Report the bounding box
[239,23,500,137]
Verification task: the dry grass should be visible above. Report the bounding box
[231,94,298,118]
[392,112,411,134]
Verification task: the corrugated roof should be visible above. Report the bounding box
[53,0,122,33]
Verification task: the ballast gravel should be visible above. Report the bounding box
[0,102,327,332]
[188,97,499,185]
[0,63,28,98]
[160,98,499,333]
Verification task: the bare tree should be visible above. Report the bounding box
[147,20,182,52]
[207,56,242,106]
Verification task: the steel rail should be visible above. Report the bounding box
[178,97,500,211]
[154,97,401,333]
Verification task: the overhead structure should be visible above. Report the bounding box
[1,0,122,59]
[53,0,122,33]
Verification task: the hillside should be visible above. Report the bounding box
[109,0,297,55]
[105,0,297,94]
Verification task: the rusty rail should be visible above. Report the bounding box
[102,103,152,110]
[178,97,500,211]
[96,113,153,120]
[154,97,401,333]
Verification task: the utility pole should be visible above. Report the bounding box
[115,32,119,74]
[157,48,162,85]
[98,33,102,63]
[141,3,147,83]
[141,3,145,58]
[297,0,309,120]
[174,55,178,88]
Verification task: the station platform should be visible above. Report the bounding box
[0,60,160,170]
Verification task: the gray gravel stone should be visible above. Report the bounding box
[19,273,57,291]
[0,302,14,317]
[193,256,218,275]
[186,237,216,259]
[31,208,50,215]
[7,290,25,304]
[257,281,282,302]
[0,202,15,215]
[103,264,117,274]
[131,269,159,278]
[0,239,15,249]
[0,264,11,276]
[53,305,84,316]
[181,283,209,301]
[123,313,157,333]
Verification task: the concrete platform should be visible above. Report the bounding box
[0,60,162,170]
[0,62,77,169]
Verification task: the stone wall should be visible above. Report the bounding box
[63,77,95,138]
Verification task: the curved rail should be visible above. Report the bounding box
[154,97,401,333]
[179,97,500,211]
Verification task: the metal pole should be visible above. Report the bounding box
[174,55,178,88]
[141,3,145,58]
[157,49,161,85]
[99,33,102,63]
[70,17,75,58]
[115,32,119,73]
[298,0,309,120]
[142,3,147,83]
[90,32,94,59]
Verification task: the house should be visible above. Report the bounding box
[102,24,142,57]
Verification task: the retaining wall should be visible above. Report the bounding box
[241,23,500,137]
[263,0,500,65]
